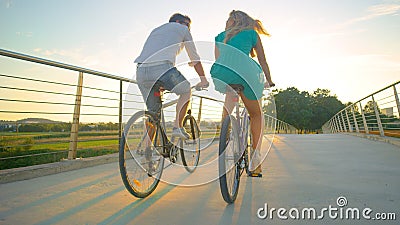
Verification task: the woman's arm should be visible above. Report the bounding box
[214,44,220,60]
[254,34,274,87]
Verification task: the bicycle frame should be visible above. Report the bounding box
[138,103,199,162]
[231,91,251,174]
[153,111,171,157]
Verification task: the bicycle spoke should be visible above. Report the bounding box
[219,115,240,203]
[180,115,200,173]
[119,111,165,198]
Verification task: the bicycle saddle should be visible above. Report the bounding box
[228,84,245,92]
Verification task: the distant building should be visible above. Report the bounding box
[0,120,16,131]
[382,107,393,117]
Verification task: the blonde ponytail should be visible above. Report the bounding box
[224,10,270,57]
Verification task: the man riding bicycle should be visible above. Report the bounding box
[134,13,209,140]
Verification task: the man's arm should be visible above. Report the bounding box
[183,30,209,88]
[194,62,209,87]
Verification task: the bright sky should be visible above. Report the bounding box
[1,0,399,104]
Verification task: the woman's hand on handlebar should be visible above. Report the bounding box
[264,81,275,89]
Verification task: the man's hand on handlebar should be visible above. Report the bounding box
[195,77,209,90]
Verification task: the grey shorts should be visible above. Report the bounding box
[136,63,190,114]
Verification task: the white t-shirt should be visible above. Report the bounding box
[134,22,200,66]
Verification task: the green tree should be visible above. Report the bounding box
[309,89,345,130]
[274,87,345,132]
[274,87,312,132]
[363,100,381,114]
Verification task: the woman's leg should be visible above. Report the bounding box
[221,91,237,121]
[240,93,264,173]
[240,93,263,151]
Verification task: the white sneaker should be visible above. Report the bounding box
[172,127,190,140]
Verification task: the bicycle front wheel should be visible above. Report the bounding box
[180,115,201,173]
[119,111,165,198]
[218,115,241,204]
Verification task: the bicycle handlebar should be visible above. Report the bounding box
[192,85,208,91]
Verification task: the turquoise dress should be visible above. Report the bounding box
[210,29,265,100]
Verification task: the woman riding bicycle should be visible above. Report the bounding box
[210,10,275,177]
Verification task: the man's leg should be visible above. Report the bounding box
[158,67,191,139]
[137,82,162,148]
[175,91,191,128]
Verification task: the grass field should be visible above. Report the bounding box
[0,128,220,170]
[0,131,119,170]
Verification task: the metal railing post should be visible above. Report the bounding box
[331,119,336,133]
[337,116,342,132]
[197,97,203,124]
[118,80,123,145]
[267,116,271,133]
[345,109,352,132]
[351,105,359,133]
[334,118,339,133]
[277,121,280,134]
[331,118,336,133]
[394,85,400,118]
[341,112,347,132]
[273,117,276,133]
[68,72,83,160]
[359,102,369,134]
[334,119,338,133]
[372,95,384,136]
[335,116,341,132]
[322,120,334,133]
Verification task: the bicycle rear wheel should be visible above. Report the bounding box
[180,115,200,173]
[119,111,165,198]
[218,115,241,203]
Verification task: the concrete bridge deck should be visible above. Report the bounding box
[0,134,399,225]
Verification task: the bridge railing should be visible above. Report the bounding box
[322,81,400,138]
[0,48,296,169]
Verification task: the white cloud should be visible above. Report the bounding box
[2,0,12,8]
[16,31,33,38]
[32,47,126,74]
[33,47,89,65]
[342,3,400,26]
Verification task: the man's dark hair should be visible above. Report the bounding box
[169,13,191,23]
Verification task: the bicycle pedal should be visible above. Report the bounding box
[240,160,246,169]
[169,147,178,163]
[248,172,262,178]
[136,149,144,155]
[170,156,177,163]
[158,152,167,157]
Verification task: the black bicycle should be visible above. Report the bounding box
[119,87,201,198]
